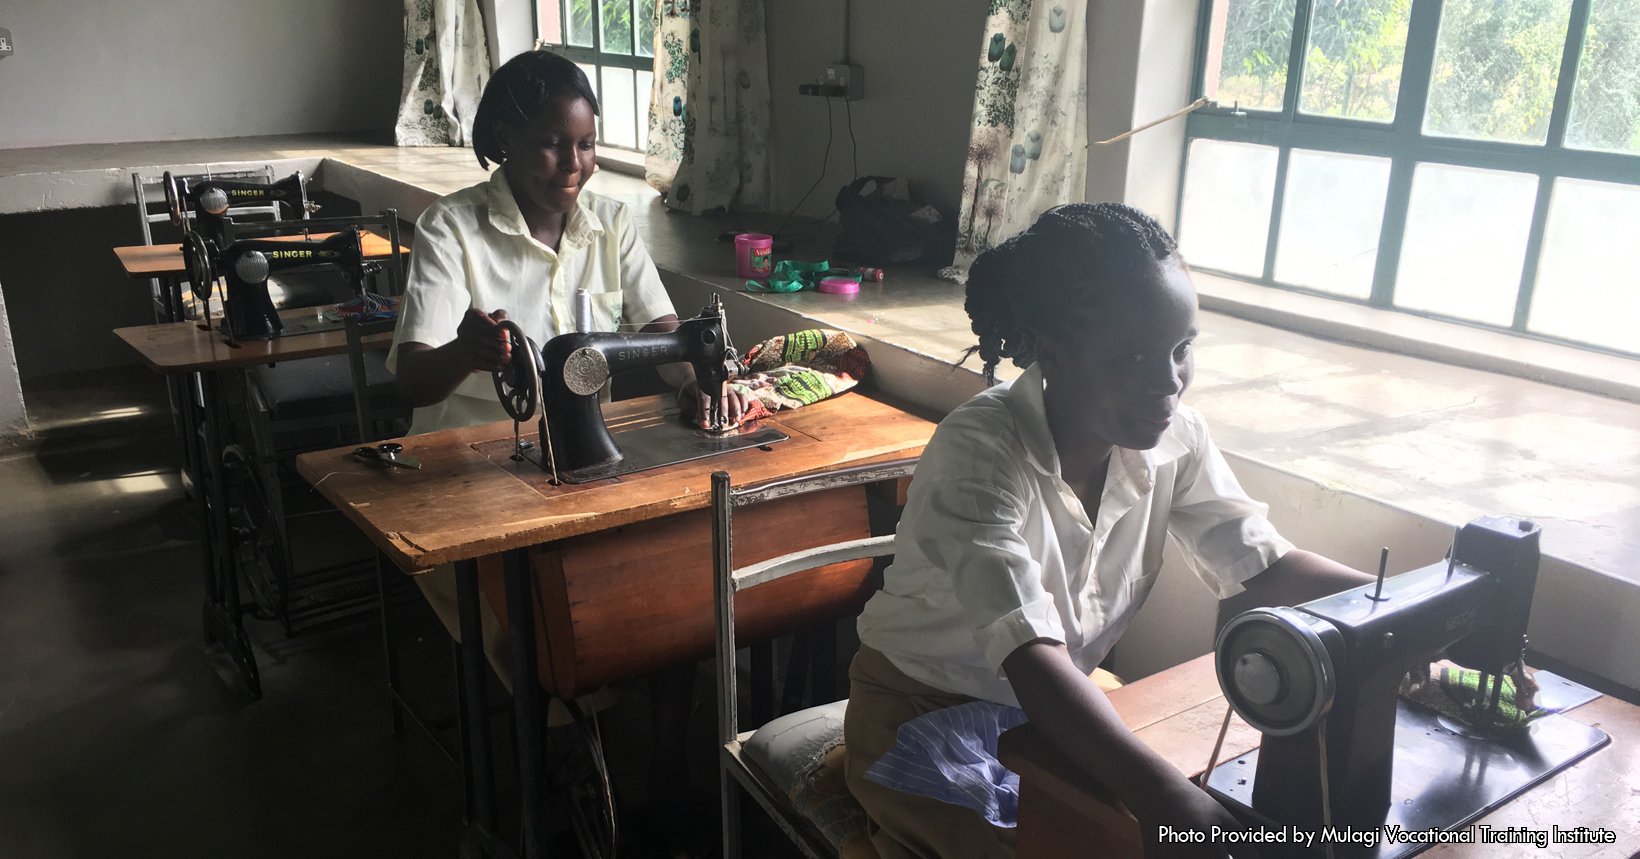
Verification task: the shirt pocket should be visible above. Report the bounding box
[587,291,624,331]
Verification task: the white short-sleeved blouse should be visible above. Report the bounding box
[856,363,1294,706]
[387,166,677,434]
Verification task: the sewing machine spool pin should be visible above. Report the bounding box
[1370,546,1390,601]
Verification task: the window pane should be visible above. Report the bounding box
[538,0,562,44]
[1395,163,1538,326]
[1424,0,1574,144]
[1178,139,1280,277]
[1565,0,1640,154]
[636,69,655,150]
[568,0,595,47]
[600,0,633,54]
[577,63,601,138]
[1206,0,1298,112]
[1298,0,1413,122]
[636,0,656,58]
[1273,150,1391,298]
[601,66,638,149]
[1529,178,1640,352]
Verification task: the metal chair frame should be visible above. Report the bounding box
[712,458,918,859]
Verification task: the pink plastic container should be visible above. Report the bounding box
[735,233,774,278]
[818,276,860,295]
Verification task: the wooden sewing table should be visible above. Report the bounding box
[114,310,395,699]
[293,390,935,857]
[1000,654,1640,858]
[114,230,407,323]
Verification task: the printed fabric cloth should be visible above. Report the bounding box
[644,0,772,213]
[692,329,869,429]
[942,0,1089,283]
[396,0,491,146]
[862,700,1030,828]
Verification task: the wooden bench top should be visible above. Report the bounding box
[114,309,392,373]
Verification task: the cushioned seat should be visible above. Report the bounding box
[743,699,868,852]
[249,351,406,423]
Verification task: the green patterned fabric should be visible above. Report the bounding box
[395,0,491,147]
[643,0,772,214]
[941,0,1088,283]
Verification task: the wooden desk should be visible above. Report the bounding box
[113,230,407,278]
[295,390,934,855]
[1000,654,1640,859]
[113,308,392,374]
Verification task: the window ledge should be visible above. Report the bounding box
[1192,273,1640,404]
[596,147,646,179]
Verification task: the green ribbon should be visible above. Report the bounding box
[745,260,862,294]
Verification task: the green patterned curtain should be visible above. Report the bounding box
[942,0,1088,282]
[396,0,492,146]
[643,0,772,214]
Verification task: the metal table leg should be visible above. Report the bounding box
[503,549,547,858]
[196,369,262,698]
[454,558,514,858]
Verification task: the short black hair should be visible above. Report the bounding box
[472,50,601,169]
[964,202,1180,385]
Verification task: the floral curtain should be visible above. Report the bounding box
[396,0,492,146]
[644,0,773,214]
[942,0,1088,282]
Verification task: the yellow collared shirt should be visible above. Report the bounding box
[388,166,676,434]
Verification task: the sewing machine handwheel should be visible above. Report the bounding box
[164,171,186,227]
[181,231,216,305]
[493,320,541,422]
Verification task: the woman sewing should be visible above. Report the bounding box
[388,50,742,855]
[844,204,1376,859]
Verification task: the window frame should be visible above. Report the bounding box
[1179,0,1640,356]
[533,0,653,152]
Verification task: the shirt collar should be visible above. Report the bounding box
[1003,362,1190,480]
[484,165,605,246]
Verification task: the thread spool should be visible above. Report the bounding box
[857,266,885,282]
[573,287,593,333]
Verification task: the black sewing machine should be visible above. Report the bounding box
[199,229,378,341]
[164,170,316,249]
[493,295,787,484]
[1205,516,1609,857]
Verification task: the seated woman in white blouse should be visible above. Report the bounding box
[844,204,1375,859]
[388,51,747,850]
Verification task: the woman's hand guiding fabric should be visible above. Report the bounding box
[680,380,752,426]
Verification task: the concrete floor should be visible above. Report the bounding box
[0,368,808,859]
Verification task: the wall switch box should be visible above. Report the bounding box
[0,29,13,59]
[823,63,863,101]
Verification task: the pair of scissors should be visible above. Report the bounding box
[353,442,420,469]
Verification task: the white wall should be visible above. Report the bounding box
[764,0,990,219]
[0,0,402,150]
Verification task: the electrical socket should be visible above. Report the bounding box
[0,29,13,59]
[823,63,863,101]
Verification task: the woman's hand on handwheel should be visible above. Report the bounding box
[456,308,511,373]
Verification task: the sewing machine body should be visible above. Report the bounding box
[216,229,372,341]
[173,172,313,249]
[1209,517,1610,856]
[500,297,788,484]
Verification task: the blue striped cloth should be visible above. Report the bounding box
[861,701,1030,828]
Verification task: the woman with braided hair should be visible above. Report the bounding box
[845,203,1373,859]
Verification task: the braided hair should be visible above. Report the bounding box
[964,202,1180,386]
[472,50,601,169]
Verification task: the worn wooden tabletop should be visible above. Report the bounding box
[293,391,936,572]
[113,231,406,277]
[114,308,391,374]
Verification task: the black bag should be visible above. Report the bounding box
[831,176,951,266]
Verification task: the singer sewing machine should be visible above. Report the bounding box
[1206,516,1611,857]
[205,229,378,341]
[492,295,788,484]
[163,169,317,249]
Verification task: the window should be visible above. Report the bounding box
[535,0,657,152]
[1180,0,1640,356]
